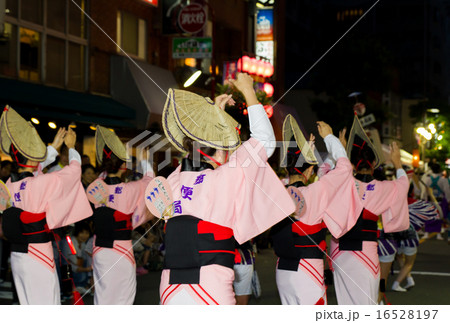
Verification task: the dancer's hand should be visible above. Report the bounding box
[214,94,235,110]
[50,128,66,150]
[390,141,402,170]
[229,73,258,106]
[317,121,333,139]
[339,127,347,148]
[64,128,77,149]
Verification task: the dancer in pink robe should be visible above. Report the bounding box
[0,107,92,305]
[315,125,410,305]
[154,74,296,305]
[271,115,352,305]
[91,126,154,305]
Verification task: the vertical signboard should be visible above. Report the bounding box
[256,9,274,64]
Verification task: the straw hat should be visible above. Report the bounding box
[0,106,47,162]
[95,125,129,164]
[162,88,241,153]
[346,114,384,169]
[281,114,318,165]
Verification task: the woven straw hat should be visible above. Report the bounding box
[0,106,47,162]
[281,114,318,165]
[95,125,129,164]
[346,114,384,169]
[162,88,241,153]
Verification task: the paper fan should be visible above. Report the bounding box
[0,180,11,212]
[144,177,174,220]
[86,179,109,206]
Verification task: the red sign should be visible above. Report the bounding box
[178,3,207,34]
[143,0,158,6]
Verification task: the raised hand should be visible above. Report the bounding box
[308,133,316,151]
[64,128,77,149]
[317,121,333,139]
[214,94,235,111]
[390,141,402,170]
[229,73,258,106]
[50,128,66,151]
[339,127,347,148]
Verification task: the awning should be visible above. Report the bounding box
[110,55,178,129]
[0,77,135,128]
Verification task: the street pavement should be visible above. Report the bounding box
[1,233,449,305]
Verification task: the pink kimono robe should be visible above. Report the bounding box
[92,169,153,305]
[275,156,359,305]
[330,174,410,305]
[6,149,92,305]
[160,138,295,305]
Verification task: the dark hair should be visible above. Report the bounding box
[82,164,96,175]
[350,135,376,172]
[9,144,29,170]
[73,221,91,237]
[430,162,442,174]
[1,160,12,169]
[101,147,123,174]
[285,137,314,175]
[183,137,217,163]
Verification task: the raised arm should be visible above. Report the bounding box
[230,73,276,158]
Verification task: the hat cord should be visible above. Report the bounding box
[293,167,308,183]
[11,144,38,169]
[103,148,113,159]
[196,149,222,167]
[353,141,374,174]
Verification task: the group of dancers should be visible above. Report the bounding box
[0,72,435,305]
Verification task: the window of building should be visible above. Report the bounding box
[0,23,18,78]
[19,27,41,81]
[21,0,43,25]
[47,0,66,32]
[46,36,66,86]
[68,42,85,91]
[5,0,18,18]
[117,11,147,60]
[2,0,88,91]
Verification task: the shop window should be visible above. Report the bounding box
[118,11,147,59]
[46,36,66,87]
[19,27,41,82]
[0,23,18,77]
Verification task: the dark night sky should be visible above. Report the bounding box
[283,0,450,101]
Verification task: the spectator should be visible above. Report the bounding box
[81,164,97,189]
[82,155,91,166]
[62,221,93,293]
[422,163,449,240]
[0,160,12,182]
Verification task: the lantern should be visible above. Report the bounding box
[257,60,265,76]
[263,83,274,97]
[264,105,273,118]
[242,56,250,73]
[249,58,257,74]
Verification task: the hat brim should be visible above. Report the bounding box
[281,114,318,166]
